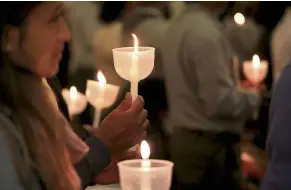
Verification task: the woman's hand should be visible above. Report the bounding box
[86,93,149,155]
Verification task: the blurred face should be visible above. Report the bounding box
[6,2,71,77]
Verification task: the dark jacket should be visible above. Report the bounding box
[261,64,291,190]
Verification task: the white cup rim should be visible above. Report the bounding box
[112,47,155,52]
[118,159,174,172]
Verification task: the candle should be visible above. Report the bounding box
[69,86,78,108]
[243,54,268,85]
[252,54,260,82]
[131,33,139,102]
[62,86,88,117]
[118,140,174,190]
[112,36,155,103]
[93,71,106,128]
[141,140,151,190]
[86,71,120,128]
[234,12,245,26]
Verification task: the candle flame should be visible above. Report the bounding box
[141,140,150,160]
[234,12,245,25]
[69,86,78,100]
[97,71,106,86]
[252,54,260,69]
[131,33,139,54]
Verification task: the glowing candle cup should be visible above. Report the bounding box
[86,71,120,128]
[62,86,88,117]
[112,34,155,102]
[243,54,268,86]
[118,141,173,190]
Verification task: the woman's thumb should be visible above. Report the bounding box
[116,93,132,111]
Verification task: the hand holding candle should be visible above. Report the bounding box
[87,95,148,155]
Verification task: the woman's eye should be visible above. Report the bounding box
[49,11,65,23]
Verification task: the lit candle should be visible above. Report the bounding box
[234,12,245,26]
[93,71,106,128]
[243,54,268,85]
[86,72,120,128]
[141,140,151,190]
[62,86,87,117]
[131,33,139,102]
[252,54,260,82]
[69,86,78,107]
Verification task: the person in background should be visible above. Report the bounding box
[271,5,291,80]
[122,2,170,159]
[161,2,260,189]
[260,62,291,190]
[223,2,264,63]
[93,1,136,119]
[0,2,148,190]
[64,1,102,126]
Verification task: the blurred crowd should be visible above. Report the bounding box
[54,1,291,190]
[2,1,291,190]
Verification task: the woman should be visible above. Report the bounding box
[0,2,148,190]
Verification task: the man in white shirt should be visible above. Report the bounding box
[161,2,260,189]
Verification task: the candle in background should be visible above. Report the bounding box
[62,86,88,117]
[131,33,139,102]
[69,86,78,106]
[252,54,260,81]
[243,54,268,85]
[141,140,151,190]
[93,71,106,127]
[234,12,245,26]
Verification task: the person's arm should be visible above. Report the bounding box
[261,65,291,190]
[186,30,259,120]
[74,136,111,188]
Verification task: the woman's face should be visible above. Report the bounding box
[6,2,71,77]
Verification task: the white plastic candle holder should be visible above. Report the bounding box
[118,159,173,190]
[62,88,88,117]
[86,80,120,109]
[86,80,120,127]
[112,47,155,101]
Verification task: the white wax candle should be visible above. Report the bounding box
[93,71,106,128]
[141,141,151,190]
[131,34,139,103]
[252,54,260,82]
[69,86,78,116]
